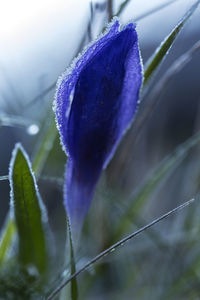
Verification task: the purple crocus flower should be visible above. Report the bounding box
[55,19,143,235]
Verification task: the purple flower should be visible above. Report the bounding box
[55,19,143,235]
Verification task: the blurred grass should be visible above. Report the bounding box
[143,0,200,85]
[113,130,200,240]
[0,217,15,266]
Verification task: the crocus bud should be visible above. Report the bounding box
[55,19,143,236]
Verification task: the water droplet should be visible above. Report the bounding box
[27,264,39,277]
[27,124,39,135]
[62,269,70,278]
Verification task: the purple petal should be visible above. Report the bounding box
[55,19,120,154]
[55,19,143,233]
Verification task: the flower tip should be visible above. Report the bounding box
[106,17,120,33]
[124,22,136,30]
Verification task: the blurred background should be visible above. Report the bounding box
[0,0,200,299]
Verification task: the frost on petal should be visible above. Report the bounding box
[55,19,143,234]
[67,22,141,174]
[64,159,98,235]
[55,19,120,154]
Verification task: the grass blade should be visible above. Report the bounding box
[134,0,182,22]
[68,219,78,300]
[116,0,181,20]
[116,0,131,16]
[0,217,16,266]
[114,131,200,238]
[146,40,200,102]
[32,110,57,176]
[0,109,57,266]
[9,143,48,274]
[0,175,9,181]
[117,39,200,178]
[143,0,200,85]
[46,198,195,300]
[0,114,37,129]
[107,0,113,21]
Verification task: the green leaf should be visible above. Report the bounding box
[9,143,48,274]
[0,109,57,268]
[143,0,200,85]
[0,217,16,266]
[113,131,200,239]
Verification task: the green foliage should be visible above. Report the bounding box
[0,261,45,300]
[0,218,16,266]
[143,0,200,85]
[32,110,57,176]
[9,144,48,274]
[113,131,200,239]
